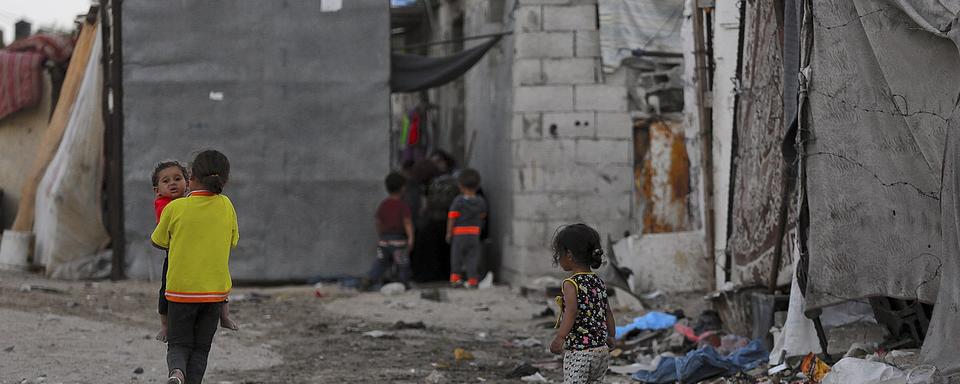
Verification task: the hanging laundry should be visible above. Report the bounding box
[407,110,420,145]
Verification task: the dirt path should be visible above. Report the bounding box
[0,271,639,383]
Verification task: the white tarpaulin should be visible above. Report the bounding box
[598,0,684,72]
[33,23,110,279]
[802,0,960,373]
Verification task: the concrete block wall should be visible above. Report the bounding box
[504,0,635,282]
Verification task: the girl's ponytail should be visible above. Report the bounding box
[201,174,225,194]
[191,150,230,194]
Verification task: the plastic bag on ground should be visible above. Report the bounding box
[821,358,908,384]
[615,311,678,339]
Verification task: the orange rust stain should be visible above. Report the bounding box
[637,121,691,234]
[668,130,690,203]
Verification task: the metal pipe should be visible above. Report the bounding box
[399,31,512,50]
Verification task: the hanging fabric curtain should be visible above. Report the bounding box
[390,35,503,93]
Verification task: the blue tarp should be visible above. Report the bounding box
[615,312,677,339]
[632,340,769,383]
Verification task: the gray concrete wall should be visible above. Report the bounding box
[122,0,390,281]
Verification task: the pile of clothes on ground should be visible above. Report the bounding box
[610,310,947,383]
[608,310,769,383]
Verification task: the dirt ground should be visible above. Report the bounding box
[0,271,657,384]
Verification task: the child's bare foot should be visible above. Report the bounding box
[220,316,239,331]
[156,327,167,342]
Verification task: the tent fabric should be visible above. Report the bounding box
[800,0,960,373]
[33,23,109,279]
[0,34,74,120]
[597,0,684,73]
[0,51,44,120]
[390,36,502,93]
[726,0,796,288]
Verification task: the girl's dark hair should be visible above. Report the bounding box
[551,223,604,269]
[151,161,188,187]
[191,150,230,194]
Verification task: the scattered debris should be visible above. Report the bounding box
[18,284,65,294]
[478,272,494,289]
[767,362,789,375]
[454,348,474,362]
[632,340,768,383]
[420,288,447,302]
[133,367,144,374]
[800,353,831,382]
[227,292,271,303]
[508,337,542,348]
[615,311,677,339]
[3,346,13,352]
[519,372,548,382]
[609,363,645,375]
[379,282,406,296]
[506,362,540,379]
[424,370,447,384]
[362,330,395,338]
[392,321,426,330]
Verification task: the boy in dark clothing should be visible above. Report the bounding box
[446,169,487,288]
[367,172,415,287]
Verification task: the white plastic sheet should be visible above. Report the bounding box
[598,0,684,72]
[33,23,109,279]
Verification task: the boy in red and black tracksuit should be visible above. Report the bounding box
[446,169,487,288]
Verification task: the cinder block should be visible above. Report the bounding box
[574,84,627,111]
[515,85,574,112]
[596,112,633,139]
[543,58,596,84]
[515,59,544,86]
[515,162,611,193]
[513,138,576,165]
[516,32,574,59]
[574,30,600,57]
[543,5,597,31]
[577,194,632,238]
[517,6,542,32]
[514,193,578,220]
[588,164,634,195]
[512,113,543,140]
[513,219,549,247]
[542,112,595,138]
[575,139,632,164]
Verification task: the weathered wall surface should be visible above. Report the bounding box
[462,0,514,276]
[0,75,51,229]
[615,231,710,292]
[505,0,635,282]
[122,0,390,281]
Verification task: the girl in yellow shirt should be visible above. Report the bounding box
[152,149,238,384]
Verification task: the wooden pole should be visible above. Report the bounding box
[693,1,717,290]
[106,0,126,281]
